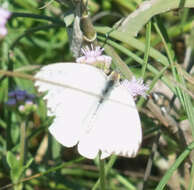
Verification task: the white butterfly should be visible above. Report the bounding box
[35,63,142,159]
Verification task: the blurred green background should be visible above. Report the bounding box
[0,0,194,190]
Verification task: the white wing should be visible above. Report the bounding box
[35,63,108,147]
[35,63,142,159]
[78,85,142,159]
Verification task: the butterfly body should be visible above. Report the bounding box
[35,63,142,159]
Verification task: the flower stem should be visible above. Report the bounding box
[20,121,27,167]
[99,151,106,190]
[92,155,117,190]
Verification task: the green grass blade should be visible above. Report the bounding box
[155,142,194,190]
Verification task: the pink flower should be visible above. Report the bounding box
[18,105,25,112]
[76,45,112,68]
[0,7,11,37]
[121,77,149,98]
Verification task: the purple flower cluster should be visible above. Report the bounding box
[0,7,11,37]
[76,45,112,69]
[6,89,35,107]
[6,89,37,115]
[121,77,149,98]
[76,45,149,99]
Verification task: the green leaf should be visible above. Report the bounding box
[7,151,19,170]
[10,121,20,145]
[7,151,23,182]
[51,135,61,159]
[117,0,194,36]
[7,152,33,183]
[64,12,74,27]
[96,26,169,66]
[24,158,33,170]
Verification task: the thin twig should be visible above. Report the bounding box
[139,132,160,190]
[0,157,85,190]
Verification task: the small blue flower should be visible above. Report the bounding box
[15,89,27,96]
[6,98,17,106]
[6,89,37,113]
[16,94,25,101]
[8,91,16,97]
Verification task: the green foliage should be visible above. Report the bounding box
[7,151,33,183]
[0,0,194,189]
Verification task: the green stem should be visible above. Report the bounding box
[137,65,169,108]
[6,110,12,150]
[92,155,117,190]
[10,24,64,50]
[97,35,175,94]
[0,157,85,190]
[153,16,194,138]
[99,152,106,190]
[125,19,194,65]
[188,162,194,190]
[142,21,151,78]
[155,142,194,190]
[11,12,64,24]
[20,121,27,167]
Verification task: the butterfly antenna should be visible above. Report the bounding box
[102,28,114,48]
[102,18,124,48]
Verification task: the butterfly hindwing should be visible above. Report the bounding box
[78,84,142,159]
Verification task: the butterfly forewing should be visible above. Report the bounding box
[35,63,108,147]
